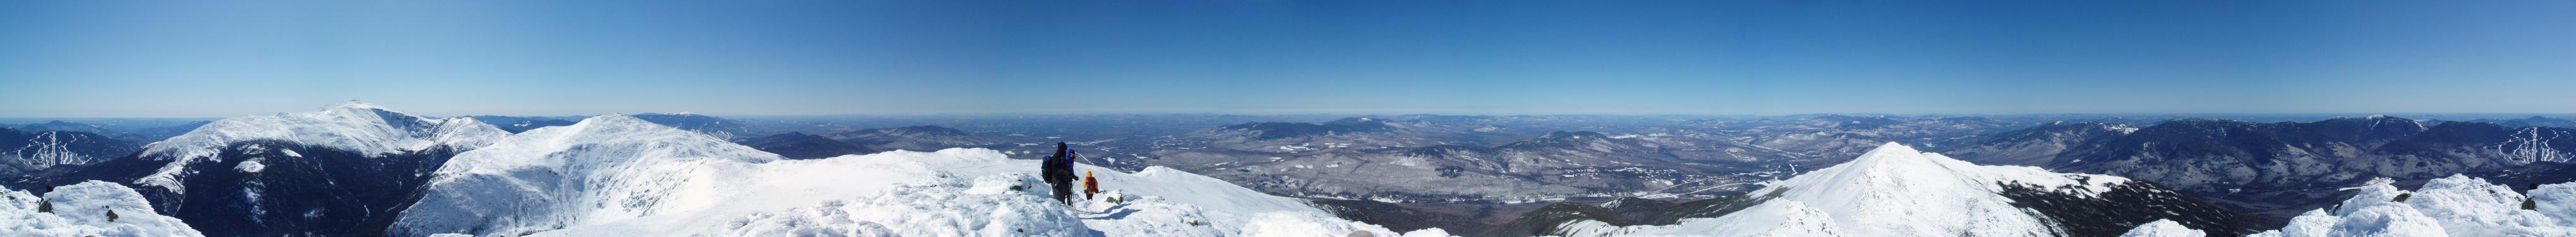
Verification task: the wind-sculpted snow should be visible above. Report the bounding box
[1548,142,2177,236]
[0,181,202,236]
[2234,175,2576,236]
[134,101,505,193]
[392,114,784,236]
[711,174,1089,236]
[392,115,1441,236]
[1552,200,1844,237]
[2119,219,2203,237]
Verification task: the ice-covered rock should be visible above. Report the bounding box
[2244,175,2575,236]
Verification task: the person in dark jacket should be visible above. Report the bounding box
[1043,142,1077,205]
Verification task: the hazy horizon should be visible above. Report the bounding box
[7,100,2576,121]
[8,1,2575,117]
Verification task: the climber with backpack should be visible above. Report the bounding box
[1084,171,1100,200]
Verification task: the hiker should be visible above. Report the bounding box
[1062,150,1084,204]
[1084,171,1099,200]
[1043,142,1078,205]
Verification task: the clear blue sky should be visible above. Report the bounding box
[4,0,2572,117]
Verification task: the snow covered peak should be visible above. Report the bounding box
[1746,142,2059,236]
[132,102,508,195]
[144,102,505,159]
[427,112,780,179]
[1561,142,2147,236]
[321,100,390,111]
[395,113,788,235]
[572,113,656,128]
[1840,142,1923,167]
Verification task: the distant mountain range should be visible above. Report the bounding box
[732,132,880,159]
[8,120,210,143]
[0,128,141,176]
[1943,115,2576,227]
[813,125,1006,152]
[463,116,582,133]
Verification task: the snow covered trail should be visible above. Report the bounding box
[392,114,1448,236]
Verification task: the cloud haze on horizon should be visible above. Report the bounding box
[4,0,2573,118]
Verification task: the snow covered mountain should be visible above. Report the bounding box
[629,112,763,139]
[1950,116,2576,227]
[6,101,509,236]
[13,121,109,135]
[0,181,201,236]
[390,114,1439,236]
[0,128,142,176]
[2470,116,2576,130]
[1527,142,2247,236]
[463,116,582,133]
[390,114,787,236]
[1940,121,2136,167]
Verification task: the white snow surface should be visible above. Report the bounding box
[0,181,203,236]
[391,114,785,236]
[233,159,264,173]
[2119,219,2203,237]
[135,101,508,194]
[392,114,1438,236]
[2245,175,2576,237]
[1554,200,1844,237]
[1557,142,2134,236]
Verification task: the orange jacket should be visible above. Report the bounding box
[1084,176,1099,193]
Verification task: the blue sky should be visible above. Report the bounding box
[3,0,2572,117]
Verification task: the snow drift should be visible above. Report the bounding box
[2232,175,2576,236]
[0,181,201,236]
[1554,142,2160,236]
[2120,219,2203,237]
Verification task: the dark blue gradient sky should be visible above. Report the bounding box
[4,0,2573,117]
